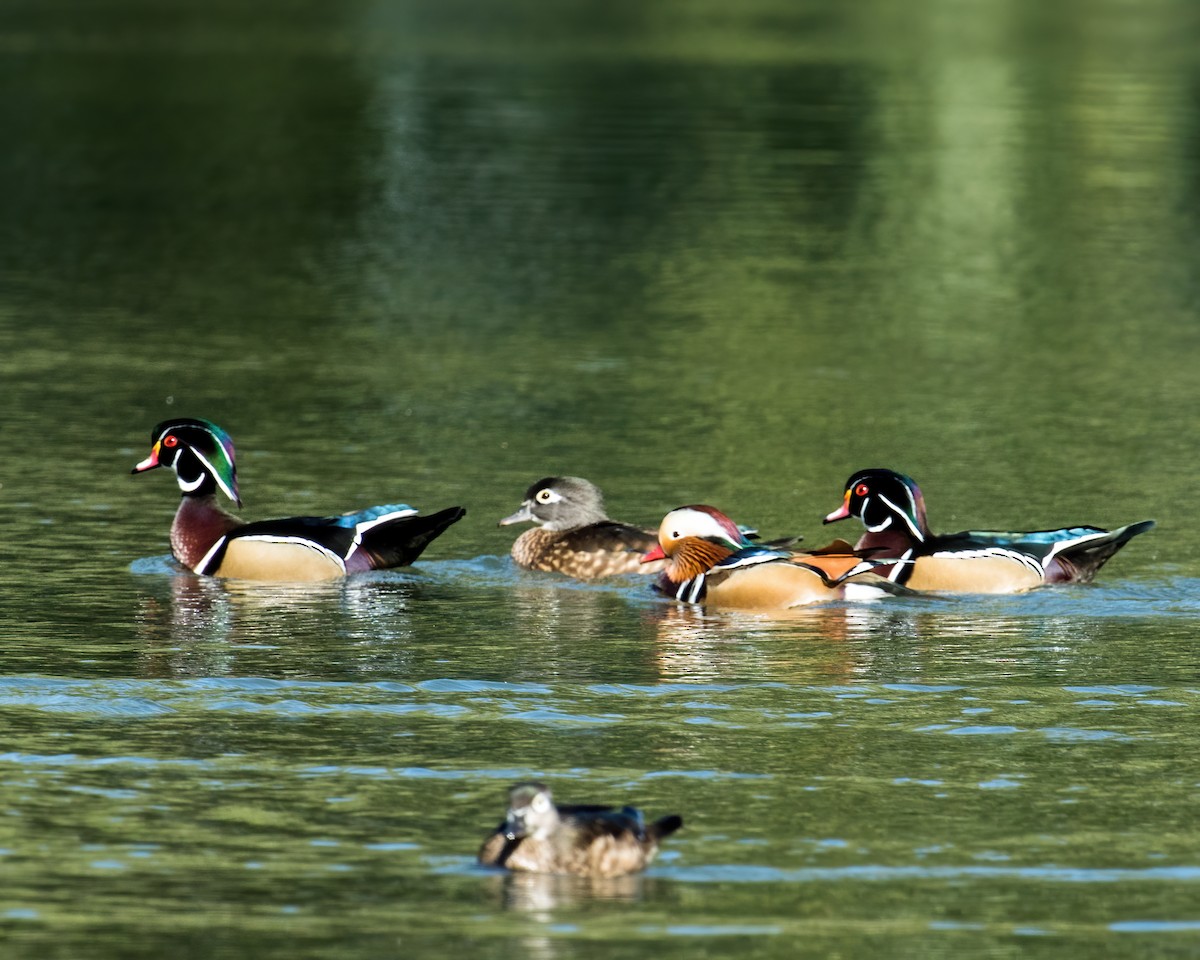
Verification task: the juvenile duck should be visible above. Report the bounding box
[499,477,663,578]
[824,468,1156,593]
[478,782,683,878]
[133,417,465,581]
[642,505,896,609]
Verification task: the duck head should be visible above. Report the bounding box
[499,476,608,531]
[641,505,755,576]
[503,782,561,841]
[132,417,241,506]
[824,468,927,541]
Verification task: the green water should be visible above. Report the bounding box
[3,0,1199,956]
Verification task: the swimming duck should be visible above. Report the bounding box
[477,782,683,877]
[824,468,1155,593]
[642,505,896,609]
[500,477,800,580]
[499,477,664,578]
[132,417,465,581]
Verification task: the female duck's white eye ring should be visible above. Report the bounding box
[536,489,553,502]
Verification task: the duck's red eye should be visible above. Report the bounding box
[854,483,869,497]
[163,435,179,448]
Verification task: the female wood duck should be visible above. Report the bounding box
[499,477,664,578]
[477,782,682,877]
[132,417,465,581]
[641,505,895,610]
[823,468,1156,593]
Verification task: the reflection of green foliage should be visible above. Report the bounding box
[0,3,1196,954]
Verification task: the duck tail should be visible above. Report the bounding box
[1048,519,1156,583]
[649,814,684,841]
[359,506,467,569]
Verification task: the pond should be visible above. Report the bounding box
[2,0,1199,956]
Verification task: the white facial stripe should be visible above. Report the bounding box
[192,448,237,502]
[865,511,893,534]
[178,472,205,493]
[879,493,924,540]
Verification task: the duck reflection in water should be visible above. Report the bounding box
[644,600,945,684]
[133,571,414,677]
[486,869,652,913]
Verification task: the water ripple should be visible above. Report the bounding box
[660,864,1200,883]
[0,752,212,769]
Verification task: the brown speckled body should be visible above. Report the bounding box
[478,825,669,878]
[511,523,662,578]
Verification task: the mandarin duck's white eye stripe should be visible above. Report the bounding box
[658,506,747,548]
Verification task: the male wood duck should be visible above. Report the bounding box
[132,417,465,581]
[499,477,664,578]
[824,468,1156,593]
[641,505,896,609]
[477,782,683,877]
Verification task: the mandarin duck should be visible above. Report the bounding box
[477,782,682,878]
[824,468,1155,593]
[132,417,465,581]
[641,505,897,609]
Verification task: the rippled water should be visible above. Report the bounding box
[6,565,1200,956]
[3,0,1200,956]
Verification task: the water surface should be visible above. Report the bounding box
[2,0,1199,957]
